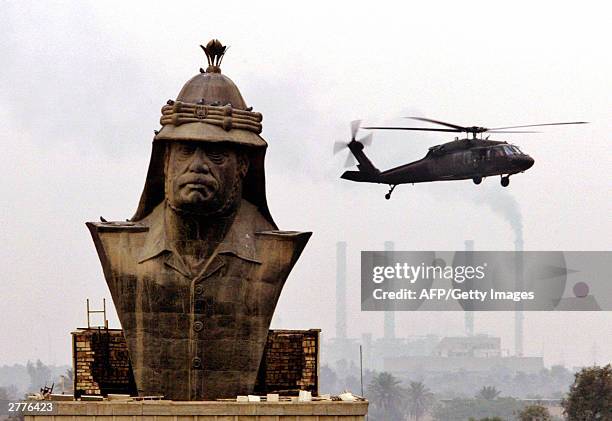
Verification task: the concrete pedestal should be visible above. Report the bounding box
[25,401,368,421]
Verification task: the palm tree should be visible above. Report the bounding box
[405,381,434,421]
[518,404,552,421]
[476,385,501,400]
[367,372,405,420]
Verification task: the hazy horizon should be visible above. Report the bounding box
[1,1,610,369]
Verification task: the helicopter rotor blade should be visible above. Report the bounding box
[363,126,460,132]
[333,141,347,155]
[486,130,541,133]
[405,117,467,131]
[358,132,373,146]
[488,121,589,130]
[344,153,356,168]
[350,120,362,140]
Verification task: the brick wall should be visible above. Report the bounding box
[72,328,319,398]
[254,329,320,396]
[71,328,136,397]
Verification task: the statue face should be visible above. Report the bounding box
[165,141,247,215]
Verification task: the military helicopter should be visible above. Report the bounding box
[335,117,587,199]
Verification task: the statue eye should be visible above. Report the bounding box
[178,144,196,156]
[207,151,228,164]
[206,146,230,164]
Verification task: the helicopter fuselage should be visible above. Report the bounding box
[341,138,535,185]
[338,116,584,198]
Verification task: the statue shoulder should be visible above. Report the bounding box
[238,200,312,243]
[254,230,312,268]
[86,220,150,273]
[255,230,312,242]
[86,220,149,233]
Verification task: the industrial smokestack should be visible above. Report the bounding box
[464,240,475,337]
[515,236,524,357]
[384,241,396,340]
[336,241,347,339]
[481,190,525,357]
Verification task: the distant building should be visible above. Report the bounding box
[323,334,440,371]
[386,335,543,374]
[324,333,544,375]
[433,335,501,358]
[384,355,544,374]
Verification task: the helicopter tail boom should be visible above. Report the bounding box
[340,169,381,182]
[345,139,380,176]
[336,120,380,182]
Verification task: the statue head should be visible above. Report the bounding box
[165,141,249,216]
[131,39,276,227]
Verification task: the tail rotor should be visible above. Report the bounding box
[334,120,373,168]
[350,119,362,140]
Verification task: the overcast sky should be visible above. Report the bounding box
[0,1,610,368]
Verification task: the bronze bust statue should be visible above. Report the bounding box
[87,40,311,400]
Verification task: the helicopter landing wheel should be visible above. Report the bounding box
[473,176,482,185]
[501,176,510,187]
[385,185,397,200]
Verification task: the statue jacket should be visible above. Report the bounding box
[87,200,310,400]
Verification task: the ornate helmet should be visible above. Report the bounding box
[131,39,275,227]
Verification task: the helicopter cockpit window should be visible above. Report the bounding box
[503,146,515,155]
[511,145,522,155]
[493,147,505,157]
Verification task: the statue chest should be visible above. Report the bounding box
[116,252,279,327]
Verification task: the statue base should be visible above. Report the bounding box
[25,401,368,421]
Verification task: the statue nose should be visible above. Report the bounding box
[189,150,211,173]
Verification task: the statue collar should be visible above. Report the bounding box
[138,200,261,264]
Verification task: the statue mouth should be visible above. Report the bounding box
[177,176,219,205]
[184,182,210,190]
[179,176,218,191]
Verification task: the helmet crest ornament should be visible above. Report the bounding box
[200,39,228,73]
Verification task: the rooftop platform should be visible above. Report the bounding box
[24,400,368,421]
